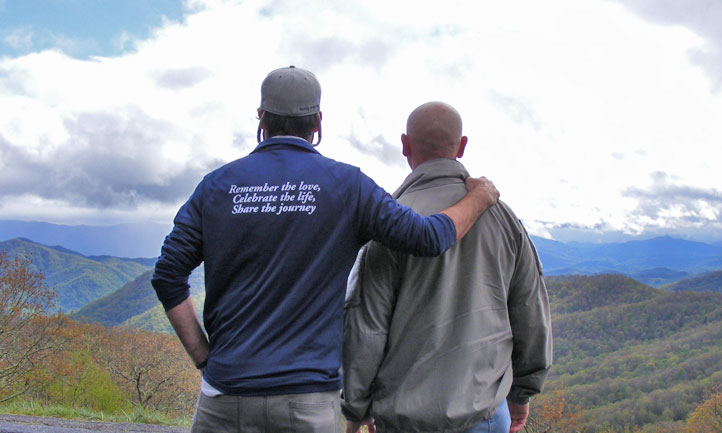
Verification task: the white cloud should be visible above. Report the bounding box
[611,0,722,91]
[625,172,722,226]
[0,0,721,243]
[1,25,101,58]
[3,27,33,51]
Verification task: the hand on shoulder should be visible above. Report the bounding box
[465,176,499,207]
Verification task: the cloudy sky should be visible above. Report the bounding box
[1,0,720,243]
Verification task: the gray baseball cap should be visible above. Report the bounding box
[259,66,321,117]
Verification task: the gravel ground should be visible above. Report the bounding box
[0,414,189,433]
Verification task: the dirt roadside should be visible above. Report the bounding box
[0,414,189,433]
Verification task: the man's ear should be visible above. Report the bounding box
[313,112,322,132]
[256,109,265,143]
[401,133,411,157]
[456,136,468,158]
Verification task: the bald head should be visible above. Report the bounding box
[402,102,467,169]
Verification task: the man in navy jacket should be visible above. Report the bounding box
[152,66,499,433]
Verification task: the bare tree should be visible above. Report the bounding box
[524,384,590,433]
[0,252,64,402]
[94,325,198,414]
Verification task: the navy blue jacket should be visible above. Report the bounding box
[152,137,456,395]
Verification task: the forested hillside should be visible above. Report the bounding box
[73,268,205,332]
[123,291,205,333]
[662,270,722,293]
[73,271,722,431]
[543,274,722,431]
[0,238,150,312]
[2,246,722,431]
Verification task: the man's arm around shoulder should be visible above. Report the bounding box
[440,176,499,241]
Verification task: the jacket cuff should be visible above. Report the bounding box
[507,387,531,405]
[340,392,369,423]
[158,288,191,312]
[341,403,364,423]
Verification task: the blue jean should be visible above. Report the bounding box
[463,400,511,433]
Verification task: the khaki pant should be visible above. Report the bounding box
[190,390,341,433]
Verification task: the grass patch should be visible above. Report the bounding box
[0,398,191,427]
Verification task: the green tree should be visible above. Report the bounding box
[44,349,130,413]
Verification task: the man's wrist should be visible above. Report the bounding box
[195,358,208,370]
[507,395,530,405]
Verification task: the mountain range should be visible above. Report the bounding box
[2,230,722,430]
[1,232,721,325]
[2,218,722,315]
[532,235,722,285]
[3,219,722,287]
[0,219,171,258]
[0,238,151,312]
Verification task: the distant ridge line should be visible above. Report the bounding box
[0,219,171,258]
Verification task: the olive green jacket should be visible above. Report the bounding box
[342,158,552,433]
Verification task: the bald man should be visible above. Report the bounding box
[342,102,552,433]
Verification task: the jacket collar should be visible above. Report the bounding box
[393,158,469,199]
[252,136,320,154]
